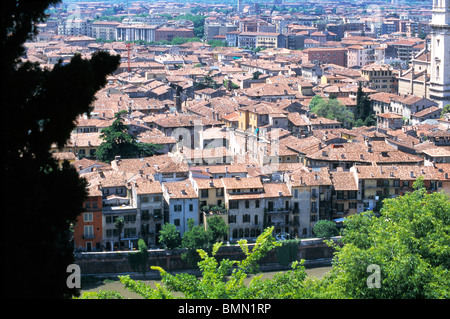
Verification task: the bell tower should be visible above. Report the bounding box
[429,0,450,107]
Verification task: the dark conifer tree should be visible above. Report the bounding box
[1,0,120,298]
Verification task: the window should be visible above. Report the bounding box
[141,196,149,203]
[174,219,180,226]
[141,210,150,220]
[84,225,93,238]
[243,214,251,223]
[174,204,182,212]
[229,215,236,223]
[255,199,260,208]
[83,213,93,222]
[229,200,239,209]
[245,200,250,209]
[200,189,209,198]
[189,204,193,212]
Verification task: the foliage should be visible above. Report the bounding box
[174,13,207,38]
[97,185,450,299]
[313,220,340,239]
[310,97,354,125]
[252,71,262,80]
[276,239,301,266]
[1,0,120,298]
[308,95,323,110]
[326,184,450,299]
[207,215,229,244]
[208,40,228,48]
[128,239,150,277]
[181,217,229,267]
[441,104,450,118]
[355,82,376,126]
[96,110,162,162]
[223,79,240,90]
[181,219,211,266]
[159,223,182,249]
[76,290,124,299]
[119,227,300,299]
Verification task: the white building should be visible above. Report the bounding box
[429,0,450,107]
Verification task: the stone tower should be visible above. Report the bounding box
[429,0,450,107]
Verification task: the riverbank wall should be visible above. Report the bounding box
[75,237,340,279]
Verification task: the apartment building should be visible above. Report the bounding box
[58,18,91,36]
[155,28,194,42]
[91,21,120,41]
[361,64,397,93]
[163,180,199,236]
[222,176,265,240]
[128,178,164,247]
[73,184,103,252]
[301,48,347,67]
[116,24,158,42]
[346,42,378,67]
[237,32,285,49]
[286,168,333,237]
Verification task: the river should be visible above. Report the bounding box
[80,265,333,299]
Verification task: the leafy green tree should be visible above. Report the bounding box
[441,104,450,118]
[207,215,229,244]
[181,219,211,266]
[159,223,181,249]
[252,71,262,80]
[208,40,228,48]
[310,97,354,126]
[128,239,150,277]
[308,95,324,110]
[326,181,450,299]
[76,290,124,299]
[96,110,161,162]
[313,220,339,238]
[119,227,292,299]
[1,0,120,298]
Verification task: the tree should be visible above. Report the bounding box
[1,0,120,298]
[128,239,150,277]
[252,71,262,80]
[159,223,181,249]
[325,182,450,298]
[181,219,211,266]
[115,218,125,250]
[206,215,229,244]
[96,110,161,162]
[308,95,324,110]
[119,227,296,299]
[355,82,375,126]
[441,104,450,118]
[310,97,354,126]
[313,220,339,238]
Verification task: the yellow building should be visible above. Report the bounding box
[191,178,228,231]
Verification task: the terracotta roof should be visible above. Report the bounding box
[221,176,263,189]
[164,180,197,199]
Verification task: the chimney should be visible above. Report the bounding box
[225,166,228,173]
[315,174,318,180]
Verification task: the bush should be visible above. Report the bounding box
[313,220,339,239]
